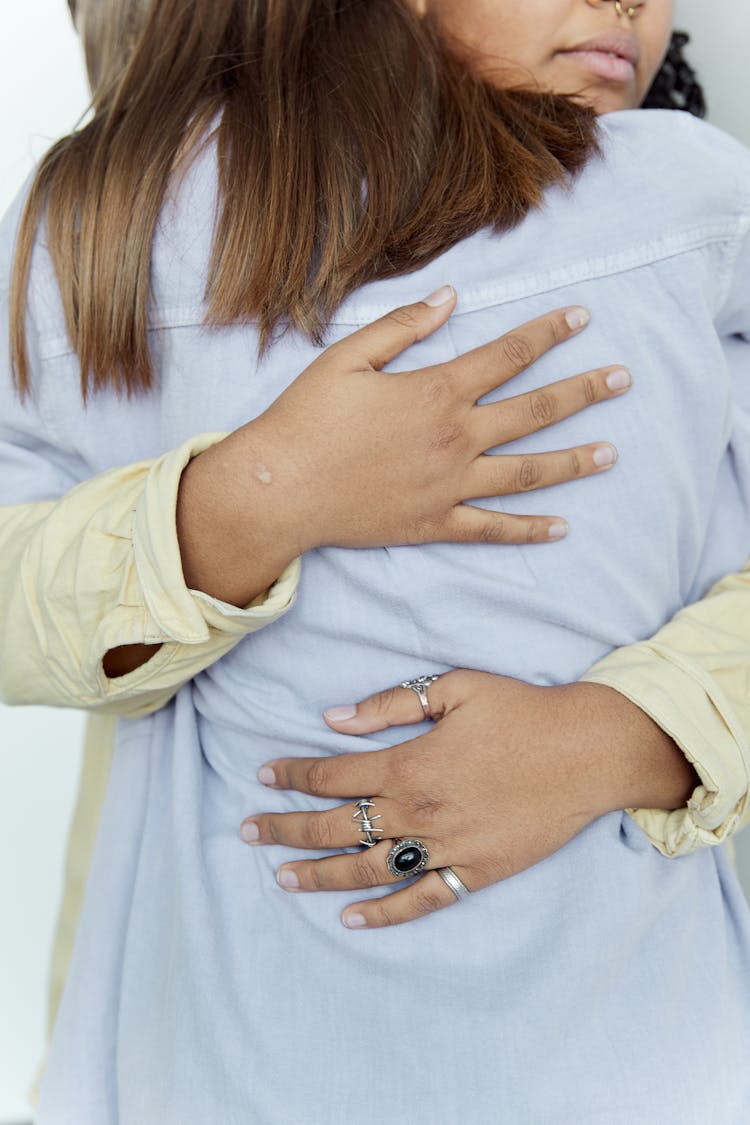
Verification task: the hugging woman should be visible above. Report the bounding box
[3,1,750,1121]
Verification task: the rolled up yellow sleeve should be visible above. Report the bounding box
[0,432,301,718]
[583,562,750,857]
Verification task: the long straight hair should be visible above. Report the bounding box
[11,0,598,400]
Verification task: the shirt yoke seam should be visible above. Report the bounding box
[36,219,748,360]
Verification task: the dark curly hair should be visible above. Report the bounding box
[643,31,706,117]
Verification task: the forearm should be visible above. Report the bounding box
[105,426,303,678]
[175,424,302,607]
[1,435,300,713]
[559,682,700,817]
[582,564,750,855]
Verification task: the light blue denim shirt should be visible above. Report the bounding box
[3,110,750,1123]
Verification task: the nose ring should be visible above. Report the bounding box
[614,1,640,16]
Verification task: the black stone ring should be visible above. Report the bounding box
[386,838,430,879]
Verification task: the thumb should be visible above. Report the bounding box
[345,285,457,371]
[323,681,441,734]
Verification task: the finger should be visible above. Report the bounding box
[442,504,570,546]
[274,838,449,894]
[340,286,457,371]
[240,797,400,851]
[324,686,430,734]
[474,365,631,450]
[341,870,463,929]
[445,306,590,402]
[257,749,392,798]
[322,669,470,734]
[466,441,618,500]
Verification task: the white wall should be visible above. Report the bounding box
[676,0,750,147]
[0,7,89,1122]
[674,0,750,899]
[0,3,749,1121]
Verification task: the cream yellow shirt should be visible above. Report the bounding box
[0,433,299,717]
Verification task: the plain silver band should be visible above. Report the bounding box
[436,866,471,902]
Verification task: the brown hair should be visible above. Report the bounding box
[11,0,597,400]
[67,0,152,102]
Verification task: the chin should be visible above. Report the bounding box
[558,83,637,117]
[587,91,637,115]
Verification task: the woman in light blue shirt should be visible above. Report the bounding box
[4,1,750,1121]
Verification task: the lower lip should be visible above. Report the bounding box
[561,50,636,83]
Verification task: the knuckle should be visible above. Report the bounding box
[518,457,543,490]
[371,899,396,927]
[430,422,465,453]
[307,814,334,849]
[569,449,583,477]
[528,390,557,428]
[423,372,452,407]
[305,758,332,796]
[446,667,474,695]
[373,686,399,718]
[323,337,346,360]
[525,520,545,544]
[470,853,496,883]
[478,517,508,545]
[413,887,448,916]
[546,313,567,346]
[406,515,441,545]
[500,332,535,371]
[265,818,282,845]
[387,306,421,332]
[581,374,598,406]
[306,863,324,891]
[411,795,443,820]
[352,853,378,886]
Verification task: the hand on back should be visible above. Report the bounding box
[244,286,629,556]
[174,286,630,625]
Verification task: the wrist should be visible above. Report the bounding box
[554,682,700,817]
[176,427,305,606]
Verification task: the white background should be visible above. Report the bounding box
[0,1,749,1120]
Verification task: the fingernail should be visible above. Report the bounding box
[423,285,455,308]
[240,821,260,843]
[324,704,357,722]
[277,868,300,890]
[606,368,631,392]
[342,912,368,929]
[258,766,277,786]
[565,306,590,330]
[548,521,568,541]
[593,443,617,468]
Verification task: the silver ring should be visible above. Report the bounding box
[400,674,440,720]
[386,838,430,879]
[353,799,383,849]
[436,866,471,902]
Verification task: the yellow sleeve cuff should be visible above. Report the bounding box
[584,641,750,857]
[0,432,301,717]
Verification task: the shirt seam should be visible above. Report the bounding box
[35,220,746,359]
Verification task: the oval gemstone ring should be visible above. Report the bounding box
[386,838,430,879]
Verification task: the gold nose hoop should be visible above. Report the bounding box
[614,1,639,16]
